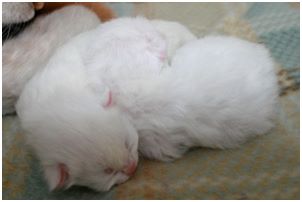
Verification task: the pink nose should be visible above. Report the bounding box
[159,51,166,61]
[122,161,137,177]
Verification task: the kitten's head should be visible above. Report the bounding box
[94,17,167,63]
[17,89,139,192]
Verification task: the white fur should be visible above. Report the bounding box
[135,36,278,161]
[3,5,100,115]
[16,17,278,191]
[151,20,197,62]
[16,17,181,191]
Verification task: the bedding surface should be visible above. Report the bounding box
[2,2,299,199]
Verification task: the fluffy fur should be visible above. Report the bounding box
[3,6,101,115]
[16,17,278,191]
[16,17,192,191]
[136,36,278,161]
[151,20,197,62]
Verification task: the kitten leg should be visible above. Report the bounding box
[138,130,191,162]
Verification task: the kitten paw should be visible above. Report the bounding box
[138,130,189,162]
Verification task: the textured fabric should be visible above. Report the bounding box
[2,2,299,199]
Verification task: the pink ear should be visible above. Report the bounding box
[57,163,69,189]
[44,163,69,191]
[159,51,166,61]
[103,90,113,108]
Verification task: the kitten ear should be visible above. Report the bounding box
[103,89,113,108]
[44,163,69,191]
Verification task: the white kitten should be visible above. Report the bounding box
[17,16,277,192]
[135,36,278,161]
[16,17,185,191]
[3,5,100,115]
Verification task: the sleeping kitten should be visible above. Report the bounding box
[137,36,278,161]
[16,16,277,192]
[3,5,101,115]
[16,17,195,192]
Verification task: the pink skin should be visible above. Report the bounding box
[122,160,137,177]
[56,163,69,190]
[103,90,113,107]
[159,51,166,62]
[104,160,137,177]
